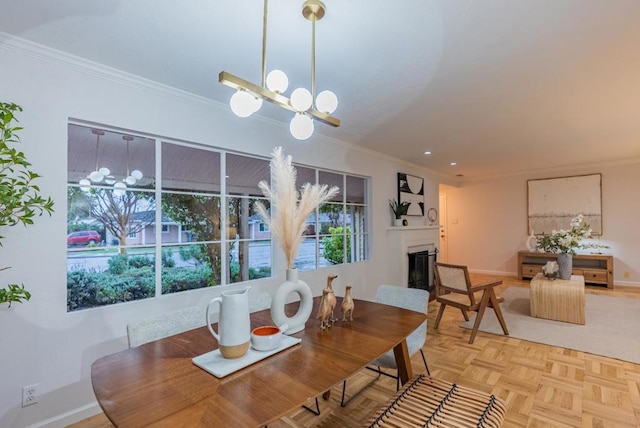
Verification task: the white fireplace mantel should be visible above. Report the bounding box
[386,226,439,287]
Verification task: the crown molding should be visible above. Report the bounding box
[0,31,452,185]
[0,31,227,110]
[458,156,640,184]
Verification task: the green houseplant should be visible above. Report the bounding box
[0,102,54,307]
[389,198,410,225]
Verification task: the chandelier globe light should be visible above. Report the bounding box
[79,178,91,192]
[290,88,313,112]
[266,70,288,93]
[80,130,143,195]
[316,90,338,114]
[113,182,127,197]
[219,0,339,140]
[290,113,314,140]
[230,90,259,118]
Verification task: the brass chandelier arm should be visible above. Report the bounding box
[261,0,268,88]
[219,71,340,127]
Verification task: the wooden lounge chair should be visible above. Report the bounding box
[433,263,509,344]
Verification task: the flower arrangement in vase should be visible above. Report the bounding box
[535,214,607,279]
[254,147,338,334]
[535,214,604,255]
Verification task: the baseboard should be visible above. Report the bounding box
[613,280,640,288]
[26,402,102,428]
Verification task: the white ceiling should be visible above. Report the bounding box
[2,0,640,180]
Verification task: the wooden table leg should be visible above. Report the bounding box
[393,339,413,385]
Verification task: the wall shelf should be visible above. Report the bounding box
[517,251,613,288]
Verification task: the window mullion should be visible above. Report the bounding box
[155,138,162,297]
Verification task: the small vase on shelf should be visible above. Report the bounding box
[557,253,573,280]
[394,218,403,227]
[526,230,537,252]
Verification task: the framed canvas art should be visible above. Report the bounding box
[398,172,424,216]
[527,173,602,235]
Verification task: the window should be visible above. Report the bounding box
[225,153,272,284]
[67,123,369,311]
[292,167,369,271]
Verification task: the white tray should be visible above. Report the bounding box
[192,336,302,378]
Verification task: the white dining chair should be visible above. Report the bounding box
[127,305,205,348]
[340,284,431,407]
[127,290,273,348]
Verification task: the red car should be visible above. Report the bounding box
[67,230,101,246]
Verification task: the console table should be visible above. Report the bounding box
[517,251,613,288]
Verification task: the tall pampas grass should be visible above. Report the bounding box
[254,147,339,270]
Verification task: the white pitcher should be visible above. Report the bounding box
[206,287,251,359]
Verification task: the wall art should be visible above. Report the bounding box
[398,172,424,216]
[527,173,602,235]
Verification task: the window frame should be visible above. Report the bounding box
[66,121,370,311]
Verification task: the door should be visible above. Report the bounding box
[439,192,448,262]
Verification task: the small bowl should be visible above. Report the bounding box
[251,324,287,352]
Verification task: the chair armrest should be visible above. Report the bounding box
[469,280,502,292]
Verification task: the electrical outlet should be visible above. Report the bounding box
[22,384,38,407]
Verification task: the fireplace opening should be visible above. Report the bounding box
[407,248,438,292]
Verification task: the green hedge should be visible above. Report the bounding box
[161,266,213,293]
[67,269,155,311]
[68,257,269,311]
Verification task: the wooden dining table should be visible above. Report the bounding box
[91,297,426,427]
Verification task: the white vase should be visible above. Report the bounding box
[526,230,537,252]
[270,268,313,335]
[557,253,573,280]
[394,218,403,227]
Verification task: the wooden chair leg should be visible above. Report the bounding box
[488,289,509,336]
[461,309,469,321]
[469,290,491,344]
[434,303,446,328]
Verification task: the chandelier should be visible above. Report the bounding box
[79,130,143,196]
[219,0,339,140]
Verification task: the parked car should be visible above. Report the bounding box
[67,230,101,246]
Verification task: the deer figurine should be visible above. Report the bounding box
[342,284,354,322]
[316,288,333,329]
[325,274,338,322]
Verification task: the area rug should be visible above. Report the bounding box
[460,287,640,363]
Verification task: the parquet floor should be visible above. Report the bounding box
[70,276,640,427]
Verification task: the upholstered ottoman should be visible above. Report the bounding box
[529,273,585,324]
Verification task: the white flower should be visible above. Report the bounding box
[536,214,606,254]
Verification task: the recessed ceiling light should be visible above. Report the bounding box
[450,162,457,166]
[424,151,432,155]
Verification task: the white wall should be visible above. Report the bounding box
[0,38,440,426]
[441,163,640,285]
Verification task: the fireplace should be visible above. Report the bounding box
[386,225,439,289]
[407,247,438,291]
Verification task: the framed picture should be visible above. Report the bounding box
[398,172,424,216]
[527,173,602,235]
